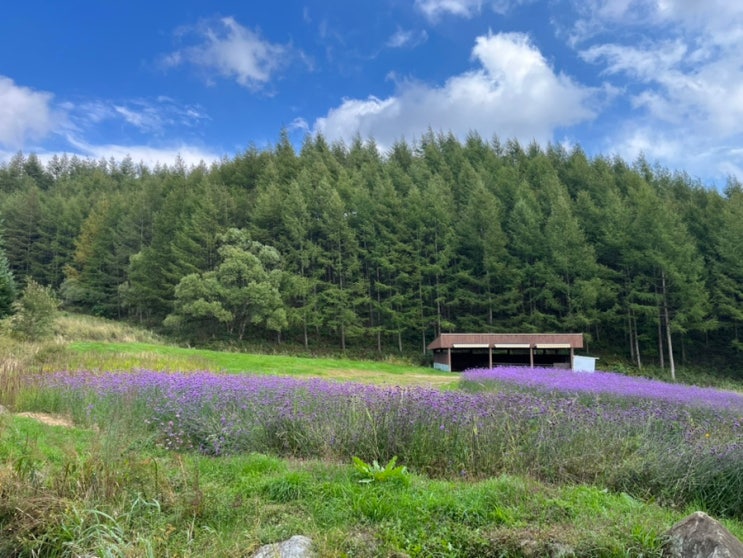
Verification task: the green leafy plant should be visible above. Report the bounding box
[6,280,59,341]
[352,456,409,485]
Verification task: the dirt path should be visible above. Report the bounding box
[15,412,75,427]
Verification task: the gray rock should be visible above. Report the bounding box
[252,535,316,558]
[664,511,743,558]
[0,404,9,414]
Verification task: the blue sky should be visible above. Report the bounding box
[1,0,742,188]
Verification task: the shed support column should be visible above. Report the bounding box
[488,345,493,369]
[570,347,574,369]
[529,345,534,368]
[447,348,451,371]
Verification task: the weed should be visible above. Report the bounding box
[352,456,409,486]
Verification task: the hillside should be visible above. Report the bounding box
[1,135,743,376]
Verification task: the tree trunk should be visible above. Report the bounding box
[628,311,635,363]
[631,311,642,370]
[657,309,665,370]
[661,270,676,381]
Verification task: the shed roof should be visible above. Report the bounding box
[428,333,584,350]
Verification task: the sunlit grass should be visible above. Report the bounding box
[65,341,456,386]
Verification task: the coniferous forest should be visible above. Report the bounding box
[1,131,742,374]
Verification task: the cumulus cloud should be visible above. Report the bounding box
[162,16,289,90]
[314,32,596,149]
[0,76,60,149]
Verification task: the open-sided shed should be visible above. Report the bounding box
[428,333,584,372]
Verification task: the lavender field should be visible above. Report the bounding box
[462,366,743,412]
[27,366,743,519]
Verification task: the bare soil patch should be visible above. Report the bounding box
[15,412,75,428]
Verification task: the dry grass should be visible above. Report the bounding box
[52,313,160,344]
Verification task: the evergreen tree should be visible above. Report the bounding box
[7,279,59,340]
[0,226,16,317]
[711,185,743,350]
[62,196,132,317]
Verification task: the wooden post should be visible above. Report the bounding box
[447,347,451,371]
[529,345,534,368]
[488,345,493,369]
[570,347,574,369]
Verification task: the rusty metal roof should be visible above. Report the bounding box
[428,333,584,350]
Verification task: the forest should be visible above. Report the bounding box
[1,131,742,374]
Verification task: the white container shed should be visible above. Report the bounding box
[572,355,598,372]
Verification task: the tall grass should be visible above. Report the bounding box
[22,367,743,520]
[52,313,161,344]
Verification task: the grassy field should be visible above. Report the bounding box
[64,341,457,387]
[2,313,743,557]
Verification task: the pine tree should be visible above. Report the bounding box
[0,226,16,317]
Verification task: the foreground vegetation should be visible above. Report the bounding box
[2,316,743,556]
[1,414,699,558]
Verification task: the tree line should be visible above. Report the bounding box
[1,131,742,374]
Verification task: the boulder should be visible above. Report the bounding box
[252,535,316,558]
[664,511,743,558]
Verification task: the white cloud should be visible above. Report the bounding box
[415,0,529,20]
[0,76,60,149]
[63,135,221,169]
[67,98,208,138]
[571,0,743,39]
[607,124,743,187]
[313,32,595,149]
[569,0,743,184]
[288,117,309,133]
[416,0,482,19]
[0,77,216,170]
[386,28,428,49]
[578,7,743,135]
[163,16,289,90]
[0,141,221,172]
[580,40,687,81]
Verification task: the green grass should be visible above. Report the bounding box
[64,340,457,387]
[3,413,728,557]
[3,314,743,556]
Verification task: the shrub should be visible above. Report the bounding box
[6,280,59,341]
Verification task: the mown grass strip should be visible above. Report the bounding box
[66,341,455,386]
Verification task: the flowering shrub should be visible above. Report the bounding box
[29,368,743,519]
[462,366,743,412]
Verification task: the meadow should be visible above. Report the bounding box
[2,315,743,556]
